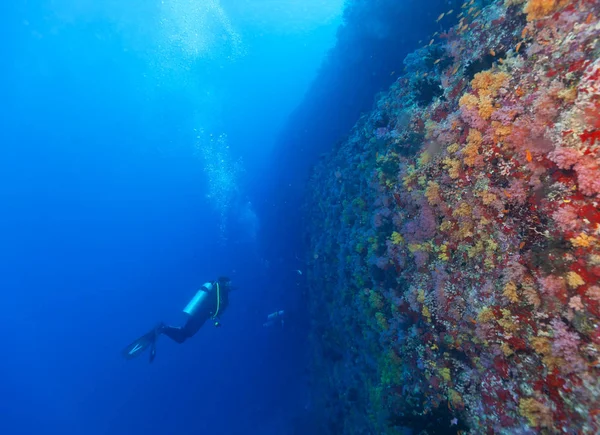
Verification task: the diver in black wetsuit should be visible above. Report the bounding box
[123,276,233,363]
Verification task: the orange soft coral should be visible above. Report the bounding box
[523,0,570,21]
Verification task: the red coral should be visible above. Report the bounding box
[580,130,600,145]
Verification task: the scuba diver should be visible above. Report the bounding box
[122,276,233,363]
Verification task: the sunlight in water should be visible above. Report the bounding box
[228,0,345,34]
[158,0,245,61]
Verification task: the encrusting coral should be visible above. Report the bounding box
[306,0,600,433]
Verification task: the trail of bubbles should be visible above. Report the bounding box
[193,128,244,243]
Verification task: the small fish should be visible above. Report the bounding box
[521,27,528,38]
[489,49,496,56]
[295,269,303,275]
[469,0,475,5]
[458,12,463,18]
[525,149,532,162]
[436,12,445,22]
[429,39,434,46]
[452,65,460,74]
[434,59,441,64]
[516,41,523,52]
[519,242,526,249]
[390,71,395,76]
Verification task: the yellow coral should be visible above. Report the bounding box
[531,336,551,355]
[477,306,495,323]
[408,243,424,253]
[497,309,519,333]
[531,336,561,369]
[443,157,461,178]
[447,143,460,154]
[448,389,464,409]
[463,129,483,166]
[478,94,494,120]
[425,181,441,205]
[519,398,552,427]
[467,240,485,258]
[418,150,431,166]
[523,285,541,309]
[438,243,450,261]
[459,93,479,109]
[503,281,519,303]
[480,191,497,206]
[422,305,431,321]
[471,71,510,97]
[440,367,451,382]
[453,201,472,218]
[566,271,585,288]
[492,121,512,142]
[501,342,514,357]
[439,219,454,232]
[524,0,569,21]
[571,232,594,248]
[390,231,404,245]
[458,221,474,239]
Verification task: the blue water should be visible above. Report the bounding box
[1,1,459,433]
[1,1,339,434]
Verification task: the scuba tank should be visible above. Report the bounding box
[263,310,285,327]
[183,282,214,316]
[267,310,284,320]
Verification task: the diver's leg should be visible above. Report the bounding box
[181,314,206,338]
[159,315,205,344]
[160,325,189,343]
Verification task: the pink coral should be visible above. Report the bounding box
[574,156,600,196]
[551,205,579,232]
[549,147,581,170]
[459,105,487,130]
[587,286,600,301]
[551,318,586,374]
[505,178,529,205]
[538,274,566,297]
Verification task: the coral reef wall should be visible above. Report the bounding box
[305,0,600,433]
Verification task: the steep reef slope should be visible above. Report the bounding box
[306,0,600,433]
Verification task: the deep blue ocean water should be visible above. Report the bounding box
[1,1,457,434]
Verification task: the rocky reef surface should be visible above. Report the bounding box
[306,0,600,433]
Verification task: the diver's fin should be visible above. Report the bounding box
[122,328,158,360]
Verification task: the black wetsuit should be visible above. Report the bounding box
[161,282,230,343]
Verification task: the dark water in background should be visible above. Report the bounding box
[1,1,459,434]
